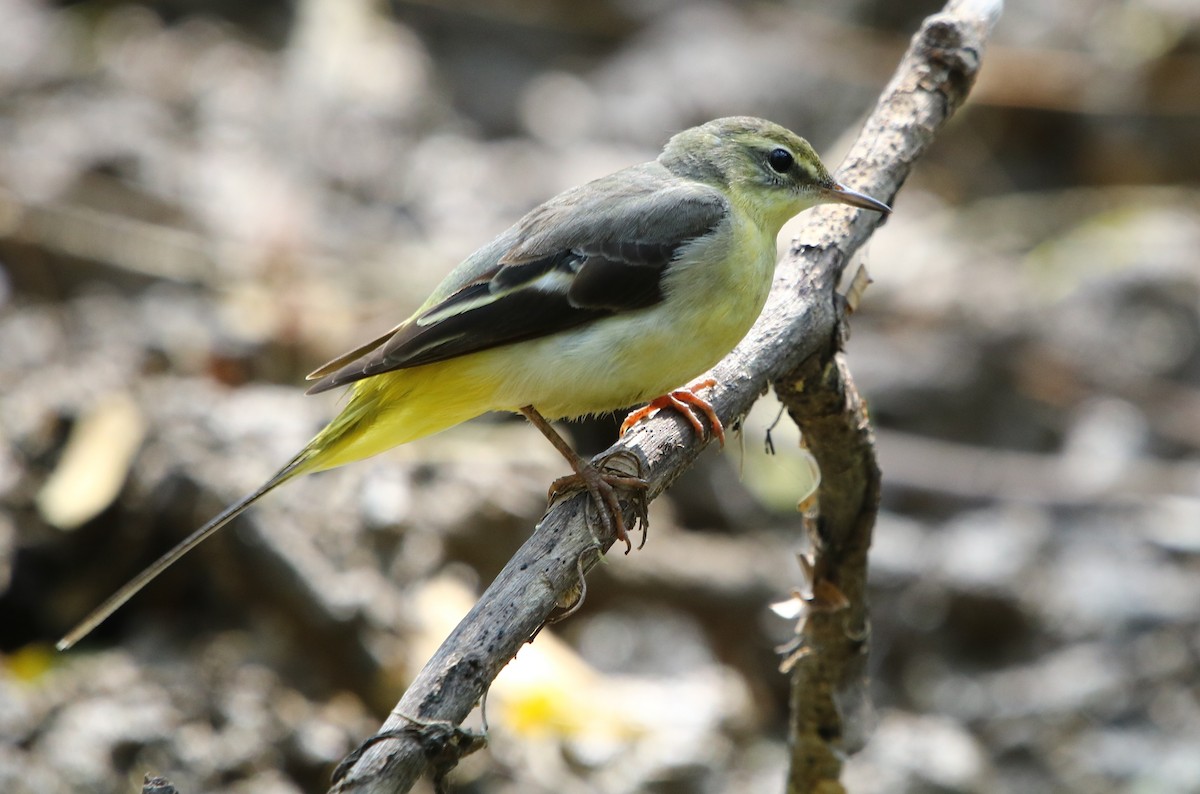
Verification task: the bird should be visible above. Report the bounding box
[57,116,890,650]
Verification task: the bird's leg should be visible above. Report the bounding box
[619,377,725,447]
[519,406,649,553]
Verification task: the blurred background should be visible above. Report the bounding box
[2,0,1199,792]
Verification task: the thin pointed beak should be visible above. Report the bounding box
[823,181,892,214]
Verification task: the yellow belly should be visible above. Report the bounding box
[304,213,777,471]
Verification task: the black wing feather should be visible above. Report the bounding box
[567,240,679,311]
[306,181,726,394]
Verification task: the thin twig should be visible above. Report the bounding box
[773,1,1003,791]
[329,1,1001,790]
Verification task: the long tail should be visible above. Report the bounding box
[56,358,486,650]
[56,452,315,651]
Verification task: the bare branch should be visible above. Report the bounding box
[774,1,1003,791]
[329,1,1002,791]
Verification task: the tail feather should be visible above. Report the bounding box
[56,453,313,651]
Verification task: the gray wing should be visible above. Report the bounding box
[306,167,727,394]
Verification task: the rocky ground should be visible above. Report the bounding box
[2,1,1199,792]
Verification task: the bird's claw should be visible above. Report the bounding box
[619,378,725,447]
[549,450,649,552]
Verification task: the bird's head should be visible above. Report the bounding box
[659,116,891,232]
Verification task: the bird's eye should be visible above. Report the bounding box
[767,148,794,173]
